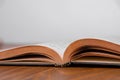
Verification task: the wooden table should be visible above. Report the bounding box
[0,66,120,80]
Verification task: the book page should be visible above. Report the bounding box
[35,40,73,59]
[1,38,120,59]
[39,38,120,59]
[0,40,74,59]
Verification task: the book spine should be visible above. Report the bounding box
[54,62,71,67]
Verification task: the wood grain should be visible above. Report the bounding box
[34,67,120,80]
[0,66,50,80]
[0,66,120,80]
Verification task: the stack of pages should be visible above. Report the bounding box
[0,38,120,67]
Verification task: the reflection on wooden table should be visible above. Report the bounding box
[0,66,120,80]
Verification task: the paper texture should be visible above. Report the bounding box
[36,40,73,59]
[0,40,74,59]
[0,38,120,59]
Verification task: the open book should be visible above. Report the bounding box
[1,38,120,66]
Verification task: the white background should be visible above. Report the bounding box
[0,0,120,43]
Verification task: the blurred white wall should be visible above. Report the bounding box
[0,0,120,43]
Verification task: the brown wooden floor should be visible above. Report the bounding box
[0,66,120,80]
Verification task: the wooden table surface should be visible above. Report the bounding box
[0,66,120,80]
